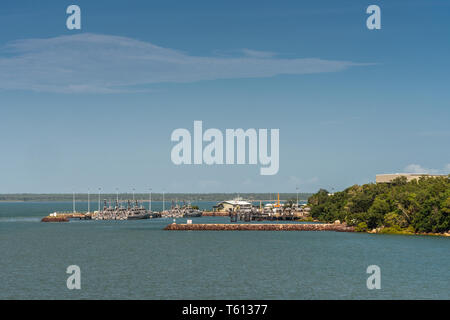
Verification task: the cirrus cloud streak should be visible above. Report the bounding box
[0,33,371,93]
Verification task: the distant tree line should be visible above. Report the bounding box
[308,176,450,234]
[0,193,312,202]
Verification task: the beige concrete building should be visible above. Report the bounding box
[376,173,447,183]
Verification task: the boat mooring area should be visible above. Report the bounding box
[40,195,331,231]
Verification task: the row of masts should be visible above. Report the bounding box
[71,189,163,213]
[71,187,307,213]
[101,199,146,211]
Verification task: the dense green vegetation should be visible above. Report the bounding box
[308,176,450,234]
[0,193,312,202]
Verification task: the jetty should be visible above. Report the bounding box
[164,223,355,232]
[202,211,229,217]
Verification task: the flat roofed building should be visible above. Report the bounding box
[376,173,447,183]
[213,199,252,212]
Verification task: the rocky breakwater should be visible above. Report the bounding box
[41,216,69,222]
[164,223,355,232]
[41,212,90,222]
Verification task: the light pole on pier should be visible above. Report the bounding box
[149,188,152,212]
[116,187,119,206]
[163,191,165,212]
[296,186,299,208]
[98,187,101,211]
[87,188,90,213]
[73,192,76,213]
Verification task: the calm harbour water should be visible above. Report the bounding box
[0,202,448,300]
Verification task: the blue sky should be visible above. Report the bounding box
[1,0,449,193]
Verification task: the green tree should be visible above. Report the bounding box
[307,176,450,234]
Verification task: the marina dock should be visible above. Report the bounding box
[164,223,355,232]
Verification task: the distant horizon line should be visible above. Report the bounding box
[0,192,315,202]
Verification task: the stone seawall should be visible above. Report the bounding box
[165,223,355,232]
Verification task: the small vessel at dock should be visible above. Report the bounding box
[42,188,162,222]
[91,199,154,221]
[182,203,203,218]
[161,201,203,218]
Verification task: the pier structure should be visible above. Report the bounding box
[213,194,311,221]
[226,205,307,223]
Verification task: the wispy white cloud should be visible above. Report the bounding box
[404,164,437,174]
[0,33,370,93]
[241,48,277,58]
[445,164,450,173]
[404,163,449,174]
